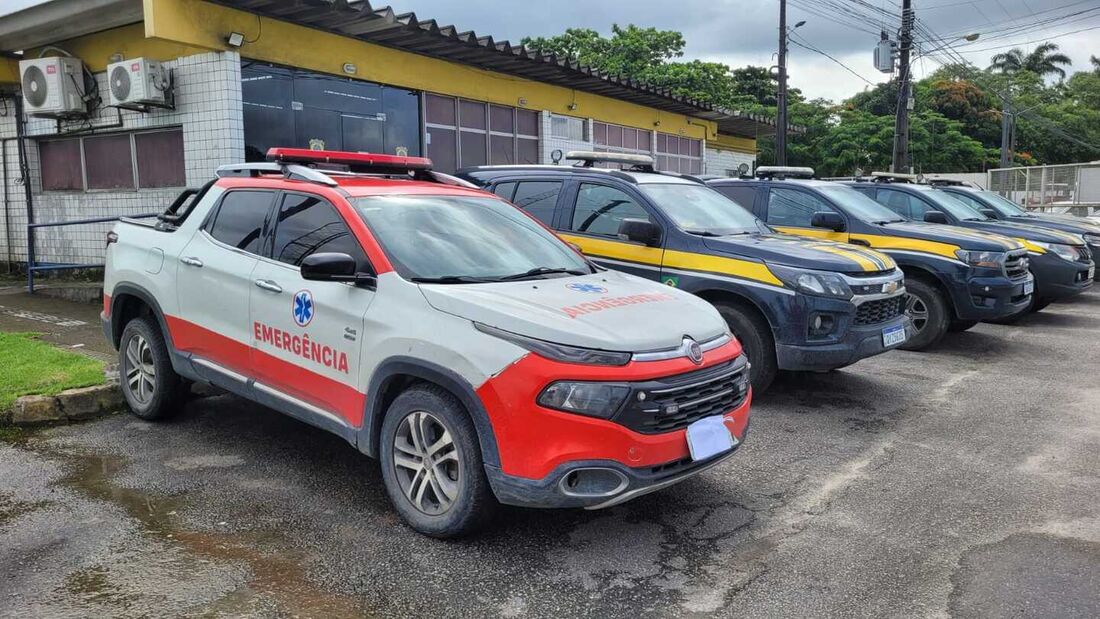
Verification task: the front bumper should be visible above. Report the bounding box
[1030,253,1094,300]
[951,273,1035,320]
[776,310,909,371]
[475,342,752,507]
[485,441,744,509]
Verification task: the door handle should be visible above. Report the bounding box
[180,256,203,267]
[254,279,283,293]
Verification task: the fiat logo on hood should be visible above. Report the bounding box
[683,336,703,364]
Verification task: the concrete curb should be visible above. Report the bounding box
[2,382,125,426]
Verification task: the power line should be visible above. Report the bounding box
[788,32,879,86]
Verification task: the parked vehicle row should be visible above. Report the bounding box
[101,148,1095,537]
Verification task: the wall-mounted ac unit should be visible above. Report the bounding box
[107,57,173,110]
[19,56,87,117]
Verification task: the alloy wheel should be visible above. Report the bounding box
[905,294,929,333]
[392,411,462,515]
[124,334,156,404]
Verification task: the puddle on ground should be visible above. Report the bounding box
[53,448,373,617]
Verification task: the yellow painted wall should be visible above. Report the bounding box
[709,133,757,154]
[0,57,18,85]
[27,23,206,72]
[142,0,721,142]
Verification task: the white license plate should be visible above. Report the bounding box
[882,324,907,347]
[1090,266,1095,280]
[1023,280,1035,295]
[685,415,736,462]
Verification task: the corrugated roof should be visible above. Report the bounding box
[208,0,777,138]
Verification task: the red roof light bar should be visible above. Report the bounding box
[266,147,434,173]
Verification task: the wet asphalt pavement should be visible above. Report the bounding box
[1,290,1099,618]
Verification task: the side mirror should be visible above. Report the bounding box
[618,218,661,246]
[810,211,847,232]
[301,252,373,286]
[923,211,949,224]
[980,208,997,219]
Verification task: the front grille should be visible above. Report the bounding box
[855,295,905,325]
[1075,245,1093,263]
[1004,251,1029,279]
[615,359,750,434]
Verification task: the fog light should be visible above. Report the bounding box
[808,313,835,337]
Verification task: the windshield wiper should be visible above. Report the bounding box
[410,275,500,284]
[873,219,906,225]
[684,229,726,237]
[498,266,589,281]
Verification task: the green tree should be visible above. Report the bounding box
[988,43,1073,80]
[522,25,684,77]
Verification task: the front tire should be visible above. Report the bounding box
[118,316,184,420]
[379,384,496,538]
[713,301,777,394]
[900,278,949,351]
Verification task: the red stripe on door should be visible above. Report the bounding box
[165,315,366,426]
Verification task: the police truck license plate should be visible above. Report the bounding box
[1023,280,1035,295]
[686,415,736,461]
[1090,266,1095,280]
[882,324,907,347]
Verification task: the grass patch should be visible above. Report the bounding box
[0,332,106,410]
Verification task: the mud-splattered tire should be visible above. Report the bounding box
[900,278,949,351]
[713,301,777,394]
[118,316,184,420]
[379,384,497,538]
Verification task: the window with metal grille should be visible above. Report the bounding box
[427,94,539,172]
[38,128,185,192]
[550,114,585,141]
[656,132,703,175]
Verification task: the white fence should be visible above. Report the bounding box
[988,162,1100,217]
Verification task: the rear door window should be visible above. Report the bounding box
[569,183,652,237]
[205,190,276,254]
[713,184,758,211]
[876,188,934,220]
[511,181,563,226]
[765,188,836,227]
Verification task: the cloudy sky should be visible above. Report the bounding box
[4,0,1096,102]
[382,0,1100,102]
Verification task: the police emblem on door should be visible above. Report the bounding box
[293,290,314,327]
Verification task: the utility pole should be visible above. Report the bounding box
[776,0,789,166]
[999,98,1013,168]
[891,0,913,173]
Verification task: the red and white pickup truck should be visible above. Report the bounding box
[101,148,752,537]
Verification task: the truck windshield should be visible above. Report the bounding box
[917,186,992,221]
[817,185,906,224]
[974,190,1030,217]
[639,183,767,235]
[353,195,591,283]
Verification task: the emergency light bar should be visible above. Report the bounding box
[565,150,655,169]
[266,147,433,174]
[755,166,815,179]
[870,171,919,183]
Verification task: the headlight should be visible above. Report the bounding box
[769,264,852,299]
[1030,241,1080,262]
[537,382,631,418]
[954,249,1005,269]
[474,323,631,366]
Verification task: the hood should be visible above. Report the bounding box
[418,270,727,352]
[878,221,1024,252]
[963,220,1085,246]
[703,234,895,274]
[1016,214,1100,235]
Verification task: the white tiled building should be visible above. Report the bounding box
[0,0,770,271]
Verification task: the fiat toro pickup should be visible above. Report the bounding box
[707,168,1033,349]
[931,181,1100,282]
[101,148,752,537]
[458,152,910,393]
[844,176,1093,320]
